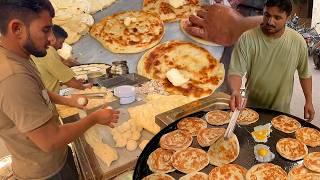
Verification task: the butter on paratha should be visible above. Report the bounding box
[276,138,308,161]
[304,152,320,173]
[272,115,301,133]
[90,11,164,53]
[208,134,240,167]
[209,164,247,180]
[246,163,287,180]
[172,147,209,174]
[147,148,175,173]
[295,127,320,147]
[177,117,207,136]
[137,41,225,98]
[143,0,200,22]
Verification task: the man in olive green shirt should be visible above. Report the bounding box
[228,0,315,120]
[32,25,90,93]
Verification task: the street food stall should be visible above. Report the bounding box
[49,0,320,179]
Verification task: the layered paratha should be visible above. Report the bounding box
[137,41,225,98]
[143,0,200,22]
[304,152,320,173]
[142,173,175,180]
[205,110,230,126]
[208,134,240,167]
[180,18,220,46]
[90,11,164,53]
[276,138,308,161]
[295,127,320,147]
[177,117,207,136]
[147,148,175,173]
[160,130,193,151]
[271,115,301,133]
[246,163,287,180]
[209,164,247,180]
[236,108,259,125]
[172,147,209,174]
[197,128,225,147]
[179,172,208,180]
[288,164,320,180]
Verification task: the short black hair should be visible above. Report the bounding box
[265,0,292,15]
[52,25,68,39]
[0,0,55,35]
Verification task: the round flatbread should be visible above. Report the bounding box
[236,108,259,125]
[137,41,225,98]
[288,173,320,180]
[246,163,287,180]
[143,0,200,22]
[276,138,308,161]
[142,173,175,180]
[160,130,193,151]
[172,147,209,174]
[180,19,221,46]
[208,134,240,167]
[147,148,175,173]
[197,128,225,147]
[177,117,207,136]
[205,110,230,126]
[272,115,301,133]
[90,11,164,53]
[288,164,320,180]
[209,164,247,180]
[304,152,320,173]
[179,172,208,180]
[295,127,320,147]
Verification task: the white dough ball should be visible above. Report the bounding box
[115,137,127,148]
[130,131,141,141]
[118,122,131,132]
[77,97,88,106]
[139,140,149,150]
[126,140,137,151]
[101,87,107,92]
[122,131,131,140]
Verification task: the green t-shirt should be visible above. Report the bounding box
[229,27,311,113]
[32,46,75,93]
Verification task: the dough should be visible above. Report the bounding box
[126,140,138,151]
[139,140,149,150]
[115,137,127,148]
[130,131,141,141]
[77,97,88,106]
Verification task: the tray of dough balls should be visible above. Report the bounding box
[133,108,320,180]
[70,63,111,81]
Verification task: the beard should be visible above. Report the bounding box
[261,23,284,36]
[23,29,48,57]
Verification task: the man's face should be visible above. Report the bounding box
[261,6,289,35]
[22,11,54,57]
[53,37,65,50]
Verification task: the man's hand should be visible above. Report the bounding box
[229,90,242,111]
[90,108,120,128]
[304,102,315,121]
[183,4,262,46]
[66,95,89,109]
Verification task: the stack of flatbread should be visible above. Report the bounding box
[50,0,118,44]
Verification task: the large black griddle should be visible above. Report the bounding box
[133,108,320,179]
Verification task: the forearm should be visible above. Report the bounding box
[228,75,242,93]
[299,77,312,103]
[48,91,70,105]
[51,116,95,151]
[27,115,96,152]
[239,16,263,34]
[63,78,86,90]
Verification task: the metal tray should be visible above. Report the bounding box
[133,108,320,179]
[97,73,149,88]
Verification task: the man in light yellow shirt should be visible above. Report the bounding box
[32,25,90,93]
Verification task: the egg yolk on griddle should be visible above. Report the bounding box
[258,148,269,157]
[251,129,270,141]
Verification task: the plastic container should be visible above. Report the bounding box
[114,85,136,105]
